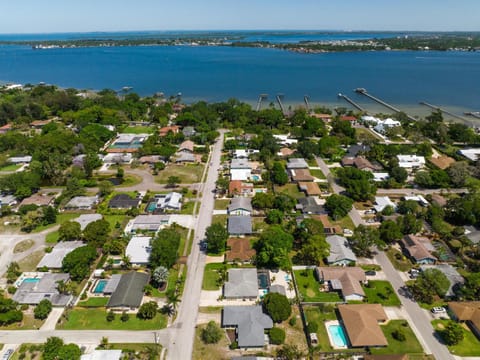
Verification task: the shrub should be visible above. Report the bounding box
[392,329,406,342]
[137,301,158,320]
[34,299,52,320]
[307,322,318,333]
[106,310,115,322]
[289,317,297,326]
[201,321,223,344]
[263,293,291,323]
[269,327,286,345]
[7,286,16,295]
[229,341,238,350]
[120,311,129,322]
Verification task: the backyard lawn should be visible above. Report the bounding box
[45,230,59,243]
[386,247,413,272]
[77,297,109,307]
[57,308,167,330]
[294,269,341,303]
[331,215,355,231]
[363,280,401,306]
[211,214,227,226]
[0,314,44,330]
[157,164,205,184]
[432,319,480,357]
[274,184,305,199]
[32,213,79,233]
[370,320,423,356]
[309,169,326,179]
[304,304,338,352]
[0,164,21,171]
[122,126,156,134]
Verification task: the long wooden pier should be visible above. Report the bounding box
[354,88,416,121]
[338,93,365,112]
[419,101,469,122]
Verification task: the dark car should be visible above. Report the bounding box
[365,270,376,276]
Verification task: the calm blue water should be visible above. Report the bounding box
[328,324,348,347]
[22,278,40,284]
[0,42,479,110]
[94,279,108,293]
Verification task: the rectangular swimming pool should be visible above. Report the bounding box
[328,324,348,347]
[258,273,269,289]
[94,280,108,294]
[22,278,40,284]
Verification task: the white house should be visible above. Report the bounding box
[397,155,425,169]
[8,156,32,164]
[273,134,298,146]
[374,118,401,134]
[125,236,152,266]
[155,192,183,211]
[230,158,252,181]
[459,148,480,162]
[372,172,390,182]
[373,196,396,213]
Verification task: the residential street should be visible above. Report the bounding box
[375,251,454,360]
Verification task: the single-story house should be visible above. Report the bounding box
[65,196,99,210]
[373,196,396,213]
[175,152,196,163]
[326,235,357,266]
[228,216,253,236]
[182,126,196,137]
[37,241,85,269]
[420,264,464,298]
[8,156,32,164]
[155,192,183,211]
[233,149,248,159]
[13,273,72,306]
[159,125,180,137]
[138,155,164,164]
[19,192,56,207]
[313,215,342,235]
[228,197,252,216]
[178,140,194,153]
[296,197,325,215]
[124,215,170,234]
[102,153,133,163]
[125,236,152,266]
[106,272,150,310]
[230,158,252,181]
[458,148,480,162]
[312,113,333,122]
[226,238,255,263]
[229,180,254,197]
[373,118,401,134]
[316,266,366,301]
[75,213,103,231]
[81,350,122,360]
[273,134,298,146]
[341,156,380,172]
[346,144,371,158]
[403,195,429,207]
[340,115,357,123]
[286,158,309,170]
[448,301,480,340]
[108,193,141,209]
[338,304,388,348]
[277,147,296,158]
[290,168,314,182]
[222,306,273,348]
[0,194,17,208]
[109,134,149,153]
[224,268,258,299]
[397,155,426,169]
[364,355,409,360]
[464,226,480,244]
[399,235,437,265]
[430,155,455,170]
[30,119,52,129]
[372,172,390,182]
[0,123,12,134]
[298,182,322,196]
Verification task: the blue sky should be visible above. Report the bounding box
[1,0,479,33]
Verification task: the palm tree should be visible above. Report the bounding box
[56,280,68,295]
[166,290,181,313]
[152,266,169,288]
[121,254,131,270]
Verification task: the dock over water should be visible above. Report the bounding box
[338,93,365,112]
[354,88,416,121]
[420,101,469,122]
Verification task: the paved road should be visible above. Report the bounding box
[166,131,224,360]
[375,251,454,360]
[376,188,467,195]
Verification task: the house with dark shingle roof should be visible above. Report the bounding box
[222,306,273,348]
[228,216,253,236]
[106,272,150,310]
[108,194,141,209]
[224,268,258,299]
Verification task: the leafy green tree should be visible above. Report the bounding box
[43,337,65,360]
[442,321,464,345]
[294,235,329,265]
[274,194,296,212]
[410,268,450,304]
[379,220,402,244]
[266,209,284,224]
[325,194,353,220]
[252,192,275,209]
[205,223,228,254]
[42,206,57,225]
[269,327,286,344]
[6,262,21,284]
[336,167,376,201]
[62,245,97,281]
[255,226,294,269]
[152,266,169,287]
[138,301,158,319]
[276,344,304,360]
[271,162,288,186]
[349,225,381,258]
[263,293,291,323]
[201,321,223,344]
[397,214,423,235]
[121,311,129,322]
[34,299,52,320]
[318,136,341,159]
[447,161,471,188]
[390,166,408,183]
[167,175,180,188]
[150,228,181,269]
[0,295,23,325]
[98,180,114,196]
[58,221,81,241]
[83,219,110,248]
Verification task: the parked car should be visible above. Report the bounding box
[343,229,353,235]
[2,349,13,360]
[364,209,376,214]
[431,307,446,314]
[365,270,376,276]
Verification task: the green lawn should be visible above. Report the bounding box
[331,215,355,231]
[104,215,129,235]
[157,164,205,184]
[18,249,45,272]
[122,126,155,134]
[211,214,227,226]
[274,184,305,199]
[45,230,59,243]
[355,127,383,142]
[386,247,413,272]
[214,199,230,210]
[116,174,143,187]
[363,280,401,306]
[0,313,44,330]
[371,320,423,356]
[202,263,227,290]
[432,319,480,357]
[252,216,269,232]
[0,164,21,171]
[180,200,195,215]
[304,304,338,352]
[32,213,79,233]
[57,308,167,330]
[294,269,341,303]
[309,169,326,179]
[77,297,109,307]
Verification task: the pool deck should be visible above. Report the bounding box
[325,320,348,350]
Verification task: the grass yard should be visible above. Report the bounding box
[122,126,155,134]
[77,297,109,307]
[356,127,383,142]
[294,269,341,303]
[57,308,167,330]
[45,230,59,243]
[432,319,480,357]
[104,215,129,236]
[198,306,222,314]
[214,199,230,210]
[277,306,309,354]
[386,247,413,272]
[157,164,205,184]
[304,304,338,352]
[211,214,227,226]
[32,213,79,233]
[18,249,44,272]
[0,164,21,171]
[252,216,269,232]
[180,200,195,215]
[202,263,228,290]
[0,313,44,330]
[309,169,326,179]
[363,280,401,306]
[331,215,355,231]
[192,323,230,360]
[371,320,423,356]
[116,173,143,187]
[274,184,305,199]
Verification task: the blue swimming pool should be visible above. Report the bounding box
[252,175,260,181]
[94,280,108,294]
[258,273,269,289]
[22,278,40,284]
[328,324,348,347]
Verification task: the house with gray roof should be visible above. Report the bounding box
[13,273,72,306]
[106,272,150,310]
[125,236,152,266]
[228,197,252,216]
[124,215,170,234]
[228,216,253,236]
[182,126,196,137]
[420,264,464,298]
[326,235,357,266]
[75,214,103,231]
[81,350,122,360]
[175,152,196,163]
[0,194,17,208]
[37,241,85,269]
[286,158,309,169]
[224,268,258,299]
[65,196,99,210]
[296,197,325,215]
[103,274,122,295]
[108,193,141,209]
[222,306,273,348]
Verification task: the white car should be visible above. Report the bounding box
[431,307,446,314]
[2,349,13,360]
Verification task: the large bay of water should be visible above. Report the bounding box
[0,31,479,113]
